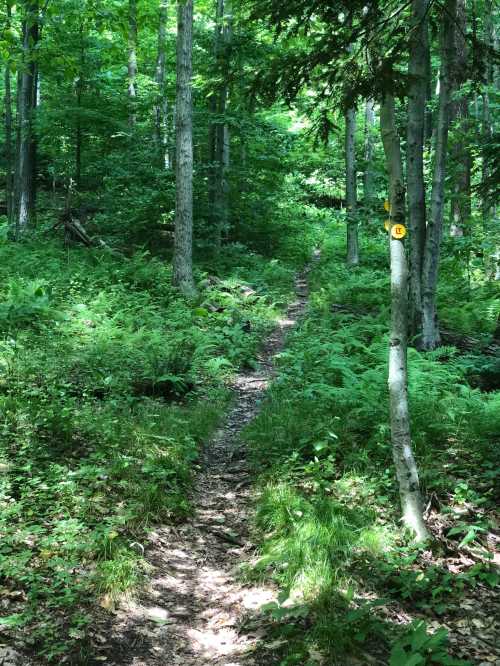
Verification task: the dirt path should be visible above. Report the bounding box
[100,257,317,666]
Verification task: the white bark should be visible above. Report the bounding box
[380,94,429,543]
[128,0,138,126]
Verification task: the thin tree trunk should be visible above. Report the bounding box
[4,1,14,222]
[154,0,170,168]
[128,0,138,127]
[75,21,85,190]
[380,93,429,543]
[172,0,196,296]
[450,0,471,238]
[481,0,496,220]
[15,0,39,239]
[345,107,359,266]
[407,0,429,344]
[363,98,375,206]
[421,0,457,350]
[213,0,232,248]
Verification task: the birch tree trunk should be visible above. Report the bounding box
[421,0,457,350]
[154,0,170,168]
[4,0,14,222]
[15,0,39,239]
[172,0,197,297]
[407,0,429,344]
[363,99,375,206]
[345,107,359,266]
[380,93,429,543]
[128,0,138,127]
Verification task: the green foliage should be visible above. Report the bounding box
[0,235,303,660]
[244,226,498,664]
[390,621,470,666]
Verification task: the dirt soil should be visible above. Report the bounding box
[92,258,318,666]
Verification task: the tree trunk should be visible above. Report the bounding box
[15,0,39,239]
[4,1,14,222]
[481,0,496,220]
[449,0,471,238]
[213,0,232,248]
[421,0,457,350]
[345,107,359,266]
[154,0,170,168]
[380,93,429,543]
[128,0,138,127]
[363,98,375,206]
[406,0,429,344]
[172,0,197,297]
[75,21,85,190]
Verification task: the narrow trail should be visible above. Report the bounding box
[102,256,318,666]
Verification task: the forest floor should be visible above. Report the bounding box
[91,256,320,666]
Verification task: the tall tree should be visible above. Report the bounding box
[421,0,457,350]
[4,0,14,222]
[15,0,39,239]
[380,93,429,542]
[172,0,197,296]
[128,0,138,126]
[449,0,471,238]
[363,98,375,206]
[406,0,430,343]
[154,0,170,168]
[345,106,359,266]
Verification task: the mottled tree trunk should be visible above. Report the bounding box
[4,1,14,222]
[15,0,39,239]
[345,107,359,266]
[363,98,375,206]
[421,0,457,350]
[380,93,429,543]
[128,0,138,127]
[154,0,170,168]
[407,0,429,344]
[173,0,197,296]
[449,0,471,238]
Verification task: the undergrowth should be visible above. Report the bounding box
[0,228,313,660]
[244,225,499,665]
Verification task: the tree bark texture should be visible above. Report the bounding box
[173,0,197,296]
[15,0,39,239]
[4,1,14,222]
[345,107,359,266]
[213,0,232,248]
[449,0,471,238]
[154,0,170,168]
[380,93,429,543]
[421,0,457,350]
[406,0,429,344]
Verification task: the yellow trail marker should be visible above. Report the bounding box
[391,224,407,240]
[384,220,391,231]
[384,200,391,212]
